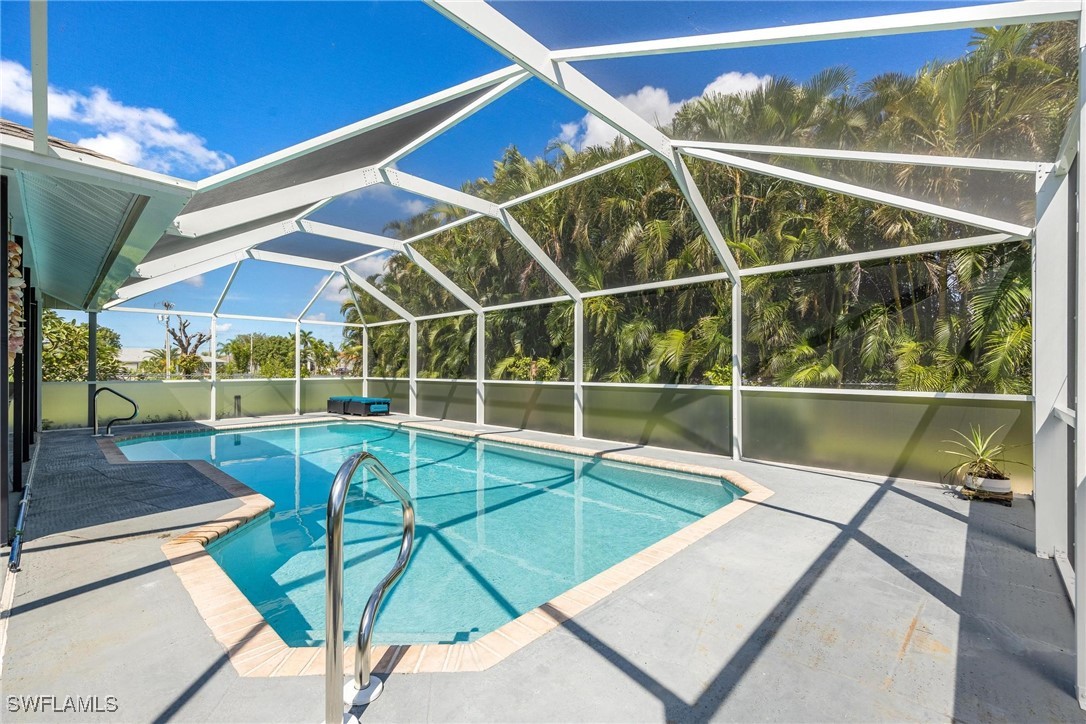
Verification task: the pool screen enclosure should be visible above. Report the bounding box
[2,0,1086,710]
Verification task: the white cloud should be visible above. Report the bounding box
[213,321,232,333]
[702,71,770,97]
[182,274,205,288]
[321,279,352,304]
[354,252,392,279]
[341,183,432,217]
[400,198,429,215]
[560,70,771,150]
[0,58,234,176]
[308,312,328,322]
[342,183,396,204]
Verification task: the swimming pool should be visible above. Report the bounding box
[119,423,743,647]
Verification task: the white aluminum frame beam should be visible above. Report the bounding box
[476,311,486,424]
[136,218,302,278]
[379,71,530,167]
[739,233,1023,276]
[110,252,247,304]
[573,298,584,437]
[294,321,302,414]
[213,261,242,316]
[337,150,654,266]
[675,139,1043,175]
[339,213,486,265]
[341,268,369,331]
[383,168,500,217]
[409,319,418,415]
[550,1,1080,61]
[209,260,242,422]
[1056,111,1080,176]
[731,281,742,460]
[499,150,655,208]
[197,65,525,192]
[334,171,582,302]
[173,165,384,237]
[672,152,741,279]
[683,147,1034,237]
[297,272,336,321]
[427,0,673,159]
[29,0,49,155]
[341,265,415,321]
[114,233,344,306]
[246,249,340,272]
[105,304,366,328]
[500,209,581,299]
[366,319,411,329]
[176,67,526,237]
[427,0,743,282]
[1033,166,1072,559]
[1074,13,1086,712]
[402,245,483,313]
[580,271,733,299]
[301,220,481,311]
[298,220,405,252]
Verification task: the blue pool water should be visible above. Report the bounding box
[119,423,741,646]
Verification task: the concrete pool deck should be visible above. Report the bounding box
[0,413,1079,722]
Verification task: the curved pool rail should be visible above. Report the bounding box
[325,451,415,722]
[93,386,139,437]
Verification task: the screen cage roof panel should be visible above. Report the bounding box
[215,260,332,318]
[306,184,469,238]
[140,206,309,265]
[179,85,497,215]
[490,0,1013,50]
[255,232,378,265]
[395,77,632,202]
[112,265,238,313]
[570,21,1076,164]
[411,217,565,306]
[507,153,727,291]
[32,0,1076,330]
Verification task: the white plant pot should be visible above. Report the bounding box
[966,474,1012,494]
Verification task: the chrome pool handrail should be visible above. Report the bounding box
[92,386,139,436]
[325,451,415,723]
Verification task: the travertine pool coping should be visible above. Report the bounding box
[103,417,773,678]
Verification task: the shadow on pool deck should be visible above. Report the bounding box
[349,474,1078,722]
[2,418,1080,722]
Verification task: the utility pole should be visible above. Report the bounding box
[157,300,174,379]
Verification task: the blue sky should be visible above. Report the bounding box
[1,1,992,347]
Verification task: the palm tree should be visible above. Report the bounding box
[318,25,1067,394]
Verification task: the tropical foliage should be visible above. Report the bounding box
[338,23,1072,392]
[42,310,124,381]
[220,333,298,378]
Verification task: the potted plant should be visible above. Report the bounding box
[940,424,1013,494]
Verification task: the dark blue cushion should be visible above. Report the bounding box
[330,396,391,403]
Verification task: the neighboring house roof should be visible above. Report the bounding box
[1,119,194,312]
[118,347,155,364]
[0,119,122,162]
[117,347,226,365]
